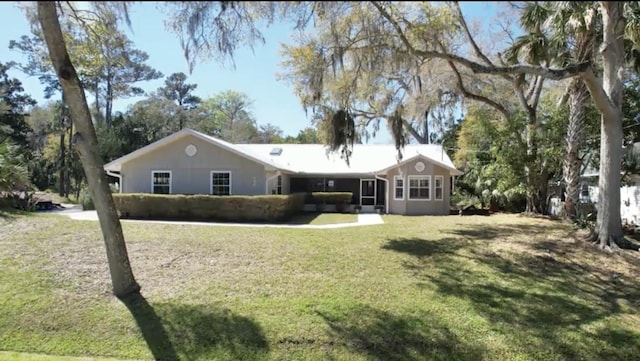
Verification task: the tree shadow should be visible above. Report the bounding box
[122,293,269,361]
[448,222,569,241]
[316,305,484,361]
[381,229,640,360]
[381,237,468,259]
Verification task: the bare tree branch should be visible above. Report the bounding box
[581,67,617,121]
[447,60,511,121]
[370,1,591,80]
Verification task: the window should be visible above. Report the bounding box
[211,171,231,195]
[394,176,404,200]
[276,175,282,195]
[152,171,171,194]
[408,176,430,200]
[435,176,444,201]
[581,184,590,198]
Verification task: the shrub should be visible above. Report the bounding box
[113,193,305,222]
[311,192,353,205]
[78,190,95,210]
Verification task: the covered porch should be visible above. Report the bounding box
[289,176,386,212]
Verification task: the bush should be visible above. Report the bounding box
[113,193,306,222]
[311,192,353,205]
[79,190,95,210]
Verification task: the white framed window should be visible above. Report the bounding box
[408,176,430,200]
[394,176,404,200]
[210,171,231,195]
[435,176,444,201]
[151,171,172,194]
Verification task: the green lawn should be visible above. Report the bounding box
[1,212,639,361]
[288,212,358,225]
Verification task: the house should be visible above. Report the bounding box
[548,142,640,225]
[103,128,463,215]
[580,142,640,226]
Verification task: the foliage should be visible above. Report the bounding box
[158,72,201,130]
[114,193,306,222]
[0,62,36,148]
[311,192,353,205]
[11,3,163,125]
[78,188,95,211]
[278,2,463,149]
[0,142,31,192]
[452,97,569,213]
[193,90,259,143]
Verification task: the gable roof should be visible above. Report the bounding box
[238,143,463,176]
[104,128,462,176]
[104,128,293,172]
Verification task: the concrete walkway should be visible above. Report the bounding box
[56,207,384,229]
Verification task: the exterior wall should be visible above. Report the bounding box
[121,134,266,195]
[587,174,640,226]
[265,172,291,195]
[386,158,450,215]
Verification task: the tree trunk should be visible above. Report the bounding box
[95,79,100,118]
[106,75,113,127]
[524,112,540,214]
[591,2,625,249]
[37,2,141,298]
[58,130,66,197]
[66,120,73,197]
[563,79,588,220]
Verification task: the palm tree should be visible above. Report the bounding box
[507,2,598,220]
[548,2,599,221]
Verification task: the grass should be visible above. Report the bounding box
[0,351,129,361]
[1,213,639,361]
[288,212,358,225]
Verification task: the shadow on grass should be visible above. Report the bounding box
[285,212,322,225]
[381,238,468,259]
[381,230,640,360]
[122,293,268,361]
[317,305,484,361]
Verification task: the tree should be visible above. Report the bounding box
[12,3,163,127]
[307,1,635,248]
[158,72,201,130]
[37,2,140,298]
[277,6,463,147]
[84,10,164,126]
[255,123,284,143]
[195,90,259,143]
[0,62,36,148]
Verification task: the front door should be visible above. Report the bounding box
[360,179,376,206]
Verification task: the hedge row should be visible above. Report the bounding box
[112,193,305,222]
[311,192,353,205]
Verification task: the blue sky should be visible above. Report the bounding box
[0,2,499,143]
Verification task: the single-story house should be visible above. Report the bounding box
[103,128,463,215]
[548,142,640,225]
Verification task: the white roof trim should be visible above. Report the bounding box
[104,128,293,172]
[104,129,463,176]
[375,153,464,176]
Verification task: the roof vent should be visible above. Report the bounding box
[269,147,283,156]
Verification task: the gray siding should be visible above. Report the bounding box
[121,134,266,195]
[386,158,450,215]
[265,172,290,194]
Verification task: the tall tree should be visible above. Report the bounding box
[255,123,284,143]
[37,2,140,298]
[158,72,201,130]
[195,90,259,143]
[12,3,163,127]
